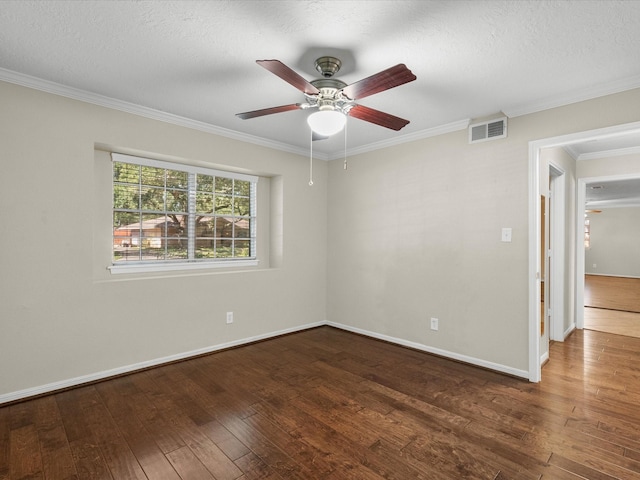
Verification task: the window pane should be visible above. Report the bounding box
[113,211,139,230]
[234,197,250,216]
[234,180,250,196]
[196,174,214,192]
[195,238,216,258]
[166,169,188,189]
[166,189,188,213]
[166,244,188,260]
[215,217,233,238]
[114,212,140,251]
[234,240,251,257]
[113,162,139,184]
[168,214,188,239]
[113,184,140,210]
[114,244,141,262]
[215,195,233,214]
[217,239,233,258]
[141,166,165,187]
[140,186,165,211]
[195,192,213,213]
[141,214,165,238]
[234,219,250,238]
[195,216,214,237]
[215,177,233,195]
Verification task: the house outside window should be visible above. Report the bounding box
[111,153,257,273]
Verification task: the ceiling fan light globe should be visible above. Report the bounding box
[307,110,346,136]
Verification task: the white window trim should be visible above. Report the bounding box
[108,258,259,275]
[110,153,258,275]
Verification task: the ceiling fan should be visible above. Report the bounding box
[236,56,417,136]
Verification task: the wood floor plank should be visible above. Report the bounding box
[9,425,43,480]
[94,379,182,480]
[233,451,281,480]
[240,412,335,478]
[585,275,640,313]
[585,307,640,338]
[124,372,187,455]
[5,326,640,479]
[220,414,310,480]
[31,396,78,480]
[166,446,216,480]
[548,451,621,480]
[199,420,251,461]
[0,407,11,480]
[66,440,112,480]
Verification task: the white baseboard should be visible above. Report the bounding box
[564,323,577,339]
[540,351,550,364]
[0,321,325,405]
[585,273,640,279]
[327,321,529,379]
[1,319,530,404]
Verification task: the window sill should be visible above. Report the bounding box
[108,259,259,275]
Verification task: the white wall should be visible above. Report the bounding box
[578,153,640,179]
[585,207,640,277]
[578,153,640,278]
[0,81,328,401]
[326,88,640,376]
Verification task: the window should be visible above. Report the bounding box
[584,215,591,249]
[110,153,257,273]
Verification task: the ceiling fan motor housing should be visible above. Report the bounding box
[307,84,353,114]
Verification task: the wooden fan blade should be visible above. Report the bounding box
[257,60,320,95]
[348,104,410,131]
[236,104,303,120]
[341,64,416,100]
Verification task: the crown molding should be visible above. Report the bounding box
[577,145,640,161]
[0,67,321,159]
[503,75,640,118]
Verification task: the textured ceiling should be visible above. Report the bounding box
[2,0,640,166]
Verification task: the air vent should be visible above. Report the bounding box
[469,117,507,144]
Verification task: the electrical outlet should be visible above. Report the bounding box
[226,312,234,324]
[501,227,512,243]
[430,317,439,331]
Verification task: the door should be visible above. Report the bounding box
[540,194,550,363]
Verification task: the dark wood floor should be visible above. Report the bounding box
[3,326,640,479]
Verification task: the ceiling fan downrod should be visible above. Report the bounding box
[314,56,342,78]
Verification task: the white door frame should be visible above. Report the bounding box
[528,120,640,382]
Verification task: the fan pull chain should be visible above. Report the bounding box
[309,128,314,186]
[343,119,348,170]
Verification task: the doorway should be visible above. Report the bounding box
[528,121,640,382]
[578,174,640,338]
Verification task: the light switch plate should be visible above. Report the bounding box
[501,227,512,242]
